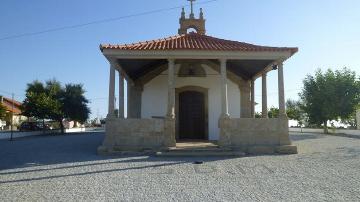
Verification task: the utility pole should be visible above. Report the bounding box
[10,93,14,141]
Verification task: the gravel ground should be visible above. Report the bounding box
[0,132,359,201]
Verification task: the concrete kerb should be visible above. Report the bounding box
[0,128,88,140]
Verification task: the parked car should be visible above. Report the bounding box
[0,120,6,130]
[19,122,52,132]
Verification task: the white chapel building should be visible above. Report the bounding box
[98,2,298,155]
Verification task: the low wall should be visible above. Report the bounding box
[219,118,291,148]
[0,128,87,140]
[0,131,54,140]
[289,127,360,136]
[100,118,174,152]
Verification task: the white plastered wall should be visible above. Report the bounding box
[141,64,241,140]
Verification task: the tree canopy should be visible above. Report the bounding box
[286,99,306,127]
[61,84,90,123]
[22,81,61,121]
[22,79,90,133]
[267,107,279,118]
[299,68,360,132]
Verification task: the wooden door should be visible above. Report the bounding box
[179,91,205,140]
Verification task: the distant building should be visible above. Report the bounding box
[0,96,27,127]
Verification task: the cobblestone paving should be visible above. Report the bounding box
[0,132,359,201]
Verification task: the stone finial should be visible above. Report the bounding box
[181,7,185,19]
[200,8,204,19]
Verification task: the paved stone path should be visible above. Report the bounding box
[0,132,359,201]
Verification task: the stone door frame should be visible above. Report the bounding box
[175,86,209,140]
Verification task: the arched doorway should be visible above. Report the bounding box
[176,86,208,140]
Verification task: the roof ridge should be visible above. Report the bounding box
[100,33,250,48]
[100,32,298,53]
[2,97,22,106]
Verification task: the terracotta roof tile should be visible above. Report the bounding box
[100,32,298,54]
[1,97,22,115]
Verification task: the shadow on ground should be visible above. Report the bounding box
[0,131,337,173]
[290,132,326,141]
[0,132,255,184]
[0,132,245,172]
[329,133,360,139]
[0,132,110,171]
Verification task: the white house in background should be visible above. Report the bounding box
[97,1,298,155]
[0,120,5,130]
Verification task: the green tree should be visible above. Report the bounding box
[286,99,306,127]
[22,81,52,122]
[299,68,360,133]
[22,79,90,134]
[268,107,279,118]
[44,79,64,133]
[255,112,262,118]
[62,84,90,125]
[341,104,360,129]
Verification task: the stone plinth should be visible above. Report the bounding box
[98,118,174,154]
[219,117,297,154]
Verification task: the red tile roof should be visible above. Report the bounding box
[100,32,298,54]
[1,97,22,115]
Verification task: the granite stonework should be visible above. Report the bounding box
[99,117,297,155]
[219,117,297,154]
[98,118,175,154]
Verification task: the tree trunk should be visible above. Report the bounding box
[59,119,65,134]
[323,121,328,134]
[42,119,45,134]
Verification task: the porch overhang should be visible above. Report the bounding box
[101,49,294,60]
[101,50,295,82]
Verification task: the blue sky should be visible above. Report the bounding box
[1,0,359,119]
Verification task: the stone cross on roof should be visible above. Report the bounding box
[179,0,206,35]
[188,0,196,18]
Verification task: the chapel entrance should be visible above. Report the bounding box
[178,91,206,140]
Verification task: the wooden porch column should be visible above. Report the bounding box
[220,58,229,118]
[118,70,125,118]
[107,64,116,117]
[167,59,175,118]
[251,79,255,118]
[278,62,286,117]
[262,72,268,118]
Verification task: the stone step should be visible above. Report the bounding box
[156,150,245,157]
[167,146,228,151]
